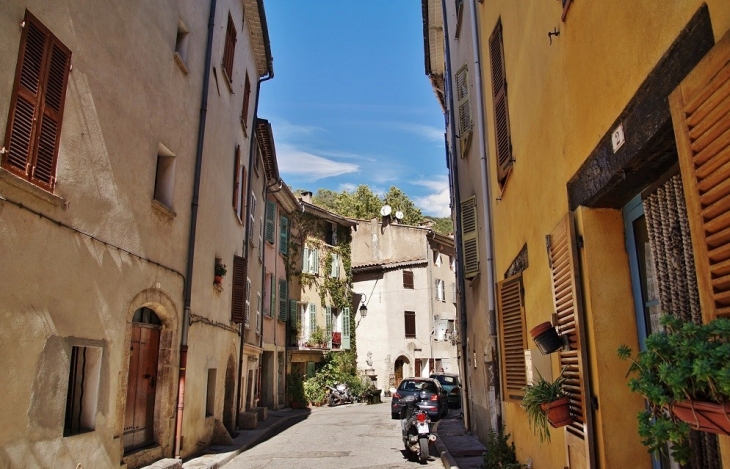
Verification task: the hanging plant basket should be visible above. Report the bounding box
[671,400,730,435]
[530,321,565,354]
[541,396,573,428]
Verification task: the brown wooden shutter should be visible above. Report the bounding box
[489,20,513,186]
[403,270,414,289]
[242,73,251,127]
[3,11,70,192]
[670,31,730,323]
[496,274,527,401]
[404,311,416,338]
[231,255,246,323]
[546,213,594,468]
[233,145,241,209]
[222,14,236,82]
[460,196,479,278]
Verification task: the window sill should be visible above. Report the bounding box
[240,118,248,137]
[152,199,177,218]
[0,167,65,206]
[174,52,189,75]
[221,66,233,93]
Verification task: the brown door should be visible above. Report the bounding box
[394,358,405,385]
[124,323,161,451]
[414,359,422,377]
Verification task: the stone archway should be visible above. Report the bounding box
[223,354,237,434]
[394,355,411,387]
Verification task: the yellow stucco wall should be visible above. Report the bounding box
[476,0,730,466]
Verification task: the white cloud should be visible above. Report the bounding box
[395,123,444,143]
[270,119,324,141]
[413,177,451,218]
[277,143,359,181]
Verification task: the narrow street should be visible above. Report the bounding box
[222,403,444,469]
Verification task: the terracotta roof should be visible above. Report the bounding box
[352,258,428,273]
[300,201,358,227]
[243,0,274,77]
[256,119,278,181]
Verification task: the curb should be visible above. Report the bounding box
[432,420,459,469]
[181,412,307,469]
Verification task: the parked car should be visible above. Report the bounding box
[391,377,448,421]
[430,372,461,408]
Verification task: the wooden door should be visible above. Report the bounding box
[547,214,595,469]
[395,359,405,385]
[414,358,422,377]
[123,324,160,451]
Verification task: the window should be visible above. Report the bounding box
[404,311,416,338]
[256,292,261,333]
[460,196,479,278]
[330,253,340,278]
[222,13,236,83]
[241,73,251,128]
[456,65,472,158]
[154,143,176,211]
[278,279,288,321]
[403,270,414,289]
[497,274,527,401]
[258,217,263,261]
[450,256,456,272]
[3,11,71,193]
[308,304,317,340]
[233,145,246,221]
[434,251,442,267]
[489,20,513,187]
[248,194,256,245]
[64,345,102,436]
[174,18,189,73]
[231,256,246,323]
[325,223,337,246]
[254,141,261,176]
[302,246,319,274]
[279,216,289,255]
[205,369,216,417]
[265,200,276,244]
[244,277,251,328]
[451,282,457,303]
[435,279,445,302]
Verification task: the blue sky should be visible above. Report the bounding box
[258,1,450,217]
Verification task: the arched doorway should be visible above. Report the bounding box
[394,355,410,387]
[123,307,162,451]
[223,355,236,434]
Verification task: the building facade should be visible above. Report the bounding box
[351,218,459,393]
[0,0,272,467]
[427,0,730,468]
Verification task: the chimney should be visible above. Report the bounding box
[301,191,313,203]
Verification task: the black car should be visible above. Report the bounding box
[429,372,462,408]
[391,377,449,421]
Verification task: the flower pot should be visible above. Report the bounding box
[530,321,564,354]
[214,275,223,284]
[672,400,730,435]
[541,396,573,428]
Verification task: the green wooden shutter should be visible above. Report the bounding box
[330,253,338,277]
[290,300,298,328]
[461,196,479,278]
[265,200,276,243]
[303,246,310,273]
[313,248,319,274]
[325,306,332,348]
[341,307,351,350]
[269,275,275,317]
[279,279,288,321]
[309,304,317,338]
[279,216,289,255]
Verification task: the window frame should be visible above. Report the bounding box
[404,311,416,339]
[403,270,414,289]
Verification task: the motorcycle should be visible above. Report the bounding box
[326,382,354,406]
[400,395,436,463]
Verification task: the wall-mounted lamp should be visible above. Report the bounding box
[359,295,368,318]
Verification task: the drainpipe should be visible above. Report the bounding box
[439,0,470,430]
[469,0,500,431]
[175,0,216,459]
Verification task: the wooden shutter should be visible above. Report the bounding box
[460,196,479,278]
[244,277,251,327]
[278,279,287,321]
[265,201,276,243]
[330,253,339,277]
[222,14,236,81]
[325,306,332,348]
[233,145,241,209]
[670,31,730,322]
[289,300,298,327]
[303,246,310,273]
[489,20,513,186]
[242,73,251,126]
[403,270,414,289]
[279,216,289,255]
[342,307,351,350]
[456,65,472,158]
[405,311,416,338]
[414,358,422,377]
[231,256,245,323]
[312,248,319,274]
[496,274,527,401]
[546,213,594,469]
[3,11,71,192]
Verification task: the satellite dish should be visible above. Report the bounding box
[380,205,392,216]
[395,211,404,220]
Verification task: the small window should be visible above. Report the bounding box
[258,217,263,262]
[248,194,256,245]
[325,223,337,246]
[241,73,251,129]
[256,292,262,333]
[233,145,242,218]
[222,13,236,83]
[330,253,340,278]
[64,346,102,436]
[205,369,216,417]
[435,279,445,302]
[405,311,416,339]
[403,271,414,289]
[302,246,319,274]
[434,251,442,267]
[244,277,251,328]
[153,143,176,211]
[174,18,189,73]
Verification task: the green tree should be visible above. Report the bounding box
[383,186,423,225]
[429,216,454,235]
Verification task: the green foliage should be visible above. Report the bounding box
[427,216,454,235]
[308,326,329,347]
[286,373,306,407]
[382,186,423,225]
[214,263,227,276]
[482,427,525,469]
[617,315,730,464]
[521,368,567,443]
[302,351,365,405]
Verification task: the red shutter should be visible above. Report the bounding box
[3,11,70,191]
[231,256,246,323]
[489,20,512,186]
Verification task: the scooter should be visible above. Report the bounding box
[326,382,354,406]
[400,395,436,463]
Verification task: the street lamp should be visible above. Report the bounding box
[359,295,368,318]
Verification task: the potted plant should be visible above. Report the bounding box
[308,326,328,348]
[530,321,565,354]
[617,315,730,465]
[521,367,572,442]
[214,262,227,285]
